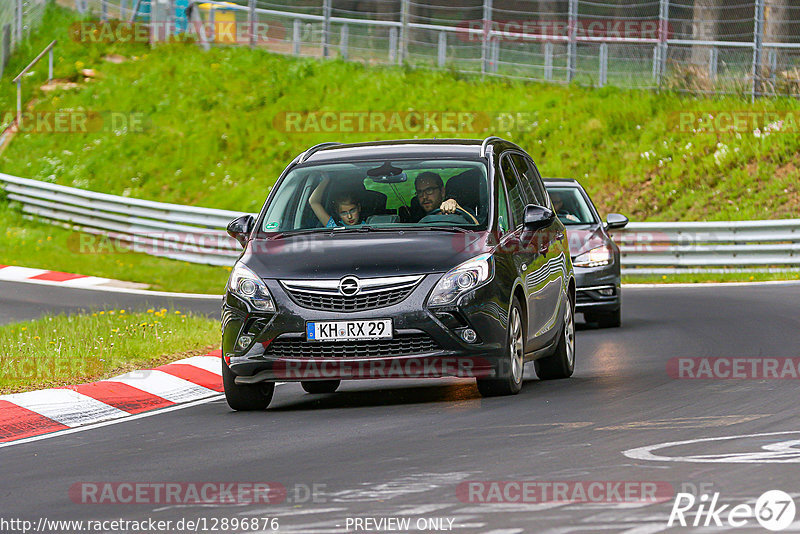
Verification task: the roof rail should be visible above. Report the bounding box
[299,142,343,164]
[480,136,502,157]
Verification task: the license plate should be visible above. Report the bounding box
[306,319,393,342]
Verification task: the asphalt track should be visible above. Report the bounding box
[2,281,800,533]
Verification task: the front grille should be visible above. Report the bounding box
[265,333,440,359]
[280,275,422,312]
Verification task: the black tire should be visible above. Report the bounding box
[301,380,341,394]
[585,308,621,328]
[476,297,525,397]
[535,295,575,380]
[222,359,274,411]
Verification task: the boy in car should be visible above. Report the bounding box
[309,175,363,227]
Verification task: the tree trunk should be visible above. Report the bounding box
[690,0,720,67]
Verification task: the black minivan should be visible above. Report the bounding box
[222,138,576,410]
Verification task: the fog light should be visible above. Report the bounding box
[461,328,477,343]
[236,334,253,351]
[598,287,615,297]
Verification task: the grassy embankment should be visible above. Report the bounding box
[0,308,219,393]
[1,5,798,291]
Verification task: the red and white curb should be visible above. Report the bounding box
[0,265,138,288]
[0,350,223,444]
[0,264,221,298]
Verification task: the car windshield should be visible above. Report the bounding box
[260,159,489,233]
[545,186,597,225]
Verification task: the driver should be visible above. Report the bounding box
[414,172,478,224]
[550,191,579,223]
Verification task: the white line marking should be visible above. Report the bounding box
[622,280,800,289]
[623,430,800,463]
[0,395,226,449]
[104,370,217,403]
[1,389,128,427]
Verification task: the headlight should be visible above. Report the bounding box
[227,262,276,312]
[573,245,612,268]
[427,253,493,307]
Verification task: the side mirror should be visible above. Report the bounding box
[227,215,254,248]
[523,204,556,231]
[605,213,629,230]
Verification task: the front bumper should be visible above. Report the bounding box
[574,264,621,313]
[222,274,510,382]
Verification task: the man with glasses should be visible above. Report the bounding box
[414,171,478,224]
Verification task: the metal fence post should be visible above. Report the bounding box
[101,0,108,22]
[599,42,608,87]
[481,0,492,75]
[1,25,10,79]
[340,24,348,60]
[322,0,331,58]
[544,42,553,81]
[48,46,53,82]
[567,0,577,82]
[167,0,175,38]
[399,0,408,65]
[652,45,659,82]
[752,0,765,100]
[120,0,127,20]
[248,0,256,48]
[16,80,22,130]
[657,0,668,86]
[491,37,499,73]
[768,49,777,81]
[16,0,24,43]
[389,26,397,63]
[292,19,300,55]
[437,31,446,67]
[709,47,718,81]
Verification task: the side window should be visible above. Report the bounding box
[496,178,510,234]
[510,153,547,207]
[500,154,526,229]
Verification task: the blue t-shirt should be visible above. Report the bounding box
[327,217,364,227]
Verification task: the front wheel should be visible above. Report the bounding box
[222,359,274,411]
[301,380,341,394]
[477,297,525,397]
[535,295,575,380]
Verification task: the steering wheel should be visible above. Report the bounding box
[426,207,476,223]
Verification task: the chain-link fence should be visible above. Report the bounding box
[71,0,800,98]
[1,0,48,77]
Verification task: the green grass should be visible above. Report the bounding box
[0,203,231,294]
[0,4,798,290]
[0,308,219,393]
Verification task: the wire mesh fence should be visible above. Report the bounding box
[69,0,800,98]
[1,0,48,78]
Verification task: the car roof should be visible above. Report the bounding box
[299,138,525,164]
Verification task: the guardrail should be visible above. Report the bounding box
[1,173,798,273]
[0,173,251,266]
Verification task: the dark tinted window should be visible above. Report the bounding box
[499,155,526,229]
[510,153,548,207]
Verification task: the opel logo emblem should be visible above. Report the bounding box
[338,276,360,296]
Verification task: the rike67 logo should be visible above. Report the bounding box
[668,490,796,531]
